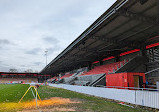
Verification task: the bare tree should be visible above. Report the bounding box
[34,70,39,73]
[24,69,33,73]
[9,68,18,73]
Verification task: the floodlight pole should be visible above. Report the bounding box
[45,50,48,66]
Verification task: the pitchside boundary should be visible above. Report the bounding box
[48,84,159,109]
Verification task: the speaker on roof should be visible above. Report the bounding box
[140,0,148,5]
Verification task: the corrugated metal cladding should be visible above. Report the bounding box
[106,73,146,88]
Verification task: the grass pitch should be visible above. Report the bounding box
[0,84,151,112]
[0,84,34,103]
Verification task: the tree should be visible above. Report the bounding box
[24,69,33,73]
[34,70,39,73]
[9,68,18,73]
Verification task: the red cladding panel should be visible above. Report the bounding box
[120,49,140,56]
[106,73,127,87]
[92,42,159,63]
[92,61,99,64]
[103,56,115,61]
[146,42,159,49]
[127,73,146,88]
[106,73,146,88]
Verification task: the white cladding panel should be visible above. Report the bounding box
[49,84,135,104]
[49,84,159,109]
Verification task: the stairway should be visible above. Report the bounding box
[115,56,146,73]
[88,73,106,86]
[65,72,84,84]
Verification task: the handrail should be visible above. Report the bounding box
[88,73,106,86]
[145,67,159,74]
[95,85,159,91]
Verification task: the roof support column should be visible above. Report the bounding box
[115,56,120,62]
[140,45,149,63]
[88,63,92,70]
[139,45,149,73]
[140,44,147,56]
[99,60,103,65]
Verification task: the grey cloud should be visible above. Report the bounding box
[4,64,12,67]
[43,37,63,55]
[0,65,9,72]
[0,0,116,72]
[48,47,59,51]
[43,36,59,45]
[20,65,27,67]
[0,39,14,50]
[34,62,43,66]
[0,39,11,45]
[25,48,42,55]
[47,46,63,55]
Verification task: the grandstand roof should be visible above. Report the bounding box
[40,0,159,75]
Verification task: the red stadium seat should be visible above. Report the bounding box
[60,74,74,79]
[81,60,127,76]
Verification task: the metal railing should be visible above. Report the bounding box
[88,73,106,86]
[145,67,159,74]
[94,85,159,91]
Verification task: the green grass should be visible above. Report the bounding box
[0,84,151,112]
[0,84,35,103]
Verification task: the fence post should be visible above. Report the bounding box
[135,90,137,107]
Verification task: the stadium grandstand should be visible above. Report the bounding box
[0,72,50,84]
[40,0,159,89]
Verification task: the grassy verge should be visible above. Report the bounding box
[0,84,151,112]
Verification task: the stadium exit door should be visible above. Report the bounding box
[134,75,143,88]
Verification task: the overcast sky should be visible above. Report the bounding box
[0,0,116,72]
